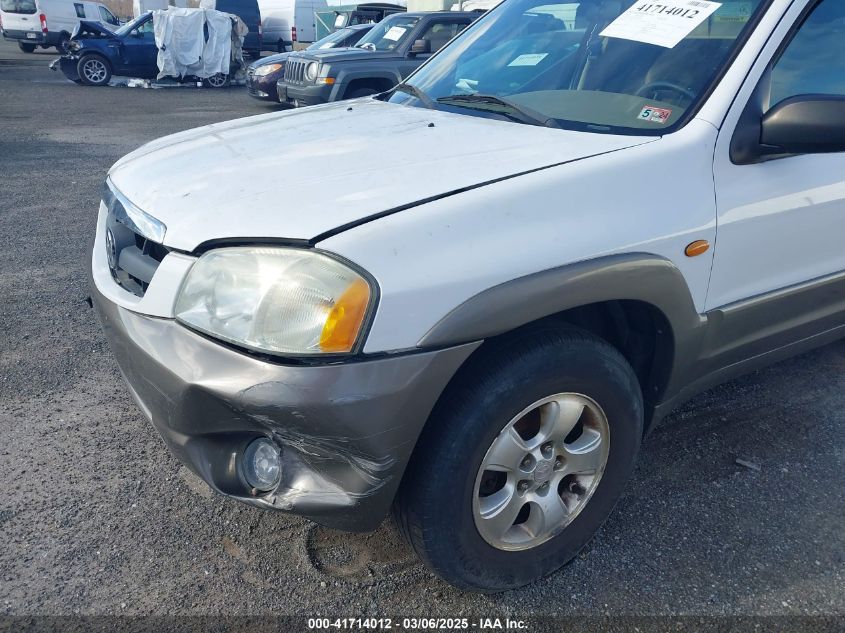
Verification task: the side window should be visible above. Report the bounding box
[133,18,154,36]
[416,20,468,54]
[769,0,845,109]
[74,2,86,18]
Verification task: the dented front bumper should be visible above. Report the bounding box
[90,279,477,531]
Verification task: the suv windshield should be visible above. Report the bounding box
[0,0,36,14]
[355,14,420,51]
[115,14,149,37]
[392,0,768,133]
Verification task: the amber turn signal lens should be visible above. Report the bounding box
[684,240,710,257]
[319,278,371,352]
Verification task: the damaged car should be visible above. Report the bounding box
[52,8,245,87]
[91,0,845,591]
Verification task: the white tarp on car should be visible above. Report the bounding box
[152,7,247,80]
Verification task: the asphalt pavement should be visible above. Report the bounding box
[0,37,843,622]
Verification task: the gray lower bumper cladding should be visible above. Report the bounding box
[90,281,478,531]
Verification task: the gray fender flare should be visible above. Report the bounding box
[334,70,402,97]
[418,253,707,405]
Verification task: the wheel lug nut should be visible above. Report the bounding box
[521,457,532,469]
[518,481,529,492]
[554,457,563,468]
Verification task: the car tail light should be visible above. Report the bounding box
[291,26,297,42]
[40,13,48,33]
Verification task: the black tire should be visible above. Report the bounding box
[77,54,111,86]
[395,326,644,592]
[345,87,378,99]
[202,73,230,88]
[18,42,36,53]
[55,33,70,54]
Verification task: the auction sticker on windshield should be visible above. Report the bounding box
[600,1,722,48]
[384,26,407,41]
[508,53,549,66]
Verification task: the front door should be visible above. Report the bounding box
[119,17,158,78]
[707,0,845,352]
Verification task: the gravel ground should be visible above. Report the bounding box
[0,38,843,622]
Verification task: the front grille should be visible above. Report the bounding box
[103,184,169,298]
[284,58,307,84]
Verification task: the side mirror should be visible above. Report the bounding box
[732,93,845,164]
[410,39,430,55]
[761,95,845,155]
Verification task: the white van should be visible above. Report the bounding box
[0,0,120,53]
[257,0,327,52]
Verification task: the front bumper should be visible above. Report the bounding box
[277,80,332,107]
[54,55,81,81]
[246,70,281,101]
[90,267,477,531]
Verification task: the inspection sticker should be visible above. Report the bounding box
[638,105,673,123]
[600,1,723,48]
[508,53,549,66]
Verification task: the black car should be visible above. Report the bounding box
[246,22,373,102]
[277,12,478,107]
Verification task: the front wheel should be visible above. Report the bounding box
[77,54,111,86]
[202,73,229,88]
[395,327,644,591]
[18,42,36,53]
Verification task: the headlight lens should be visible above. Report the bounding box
[304,62,319,82]
[253,63,282,77]
[175,247,374,355]
[68,40,81,52]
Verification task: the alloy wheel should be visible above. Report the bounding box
[82,58,107,84]
[472,393,610,551]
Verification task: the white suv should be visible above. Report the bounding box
[90,0,845,591]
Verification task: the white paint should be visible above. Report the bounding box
[707,0,845,309]
[108,99,652,252]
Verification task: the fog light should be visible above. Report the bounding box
[242,438,281,491]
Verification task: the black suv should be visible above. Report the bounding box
[277,12,478,107]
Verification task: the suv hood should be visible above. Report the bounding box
[109,99,654,252]
[295,47,399,63]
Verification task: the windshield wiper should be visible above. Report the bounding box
[392,83,437,110]
[436,94,560,128]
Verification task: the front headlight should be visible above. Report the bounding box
[68,40,81,53]
[253,63,282,77]
[175,247,374,355]
[304,62,319,82]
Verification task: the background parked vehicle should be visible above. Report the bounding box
[53,10,242,87]
[1,0,120,53]
[258,0,326,52]
[277,10,475,106]
[202,0,262,58]
[247,20,372,101]
[314,2,405,40]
